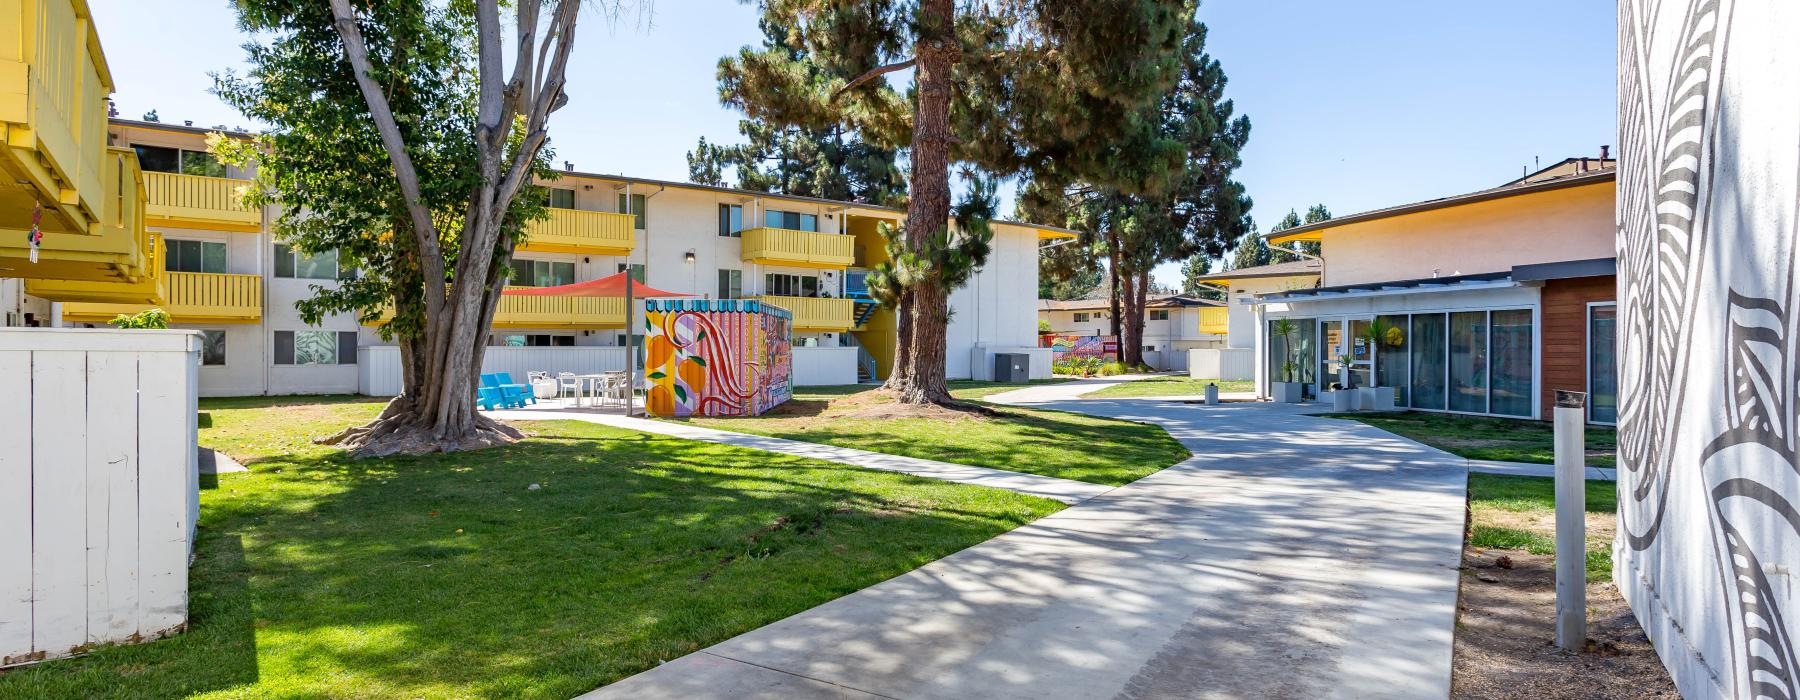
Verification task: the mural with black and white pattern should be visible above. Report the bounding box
[1618,0,1800,697]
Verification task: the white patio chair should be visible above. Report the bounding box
[557,372,580,402]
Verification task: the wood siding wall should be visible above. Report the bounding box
[1539,275,1615,420]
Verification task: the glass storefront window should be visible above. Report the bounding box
[1375,314,1409,405]
[1410,313,1448,410]
[1449,311,1489,413]
[1319,320,1343,390]
[1489,309,1534,416]
[1589,305,1618,423]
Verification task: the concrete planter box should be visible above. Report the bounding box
[1270,381,1304,403]
[1325,389,1356,412]
[1361,386,1398,411]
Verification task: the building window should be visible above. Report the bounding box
[132,144,226,177]
[166,239,227,274]
[718,204,744,237]
[1588,304,1618,424]
[717,269,742,299]
[1149,310,1170,321]
[616,263,646,283]
[200,330,226,366]
[765,273,818,297]
[274,244,342,280]
[500,334,574,347]
[1073,312,1092,323]
[516,259,575,287]
[617,193,647,229]
[273,330,357,366]
[548,188,576,209]
[763,209,818,232]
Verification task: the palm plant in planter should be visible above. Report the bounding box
[1268,318,1304,402]
[1359,318,1399,410]
[1329,352,1358,411]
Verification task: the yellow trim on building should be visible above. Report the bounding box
[740,226,856,269]
[752,295,854,332]
[59,270,261,324]
[143,171,262,232]
[517,208,635,255]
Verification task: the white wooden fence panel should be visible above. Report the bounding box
[792,347,857,386]
[1188,348,1255,381]
[31,350,88,655]
[87,352,140,642]
[0,350,32,661]
[0,329,199,667]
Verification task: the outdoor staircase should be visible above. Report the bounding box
[852,298,879,328]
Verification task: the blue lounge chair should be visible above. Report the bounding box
[479,374,530,409]
[493,372,536,406]
[476,386,507,411]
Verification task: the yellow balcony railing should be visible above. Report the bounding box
[26,231,164,304]
[519,209,636,255]
[59,271,262,324]
[1198,306,1229,335]
[740,227,855,269]
[1,147,155,283]
[143,171,262,232]
[0,0,114,238]
[752,295,854,331]
[368,292,625,330]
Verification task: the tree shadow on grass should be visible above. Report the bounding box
[4,419,1060,698]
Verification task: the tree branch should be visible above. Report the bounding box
[834,57,916,99]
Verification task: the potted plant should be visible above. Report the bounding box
[1268,318,1304,402]
[1357,319,1399,411]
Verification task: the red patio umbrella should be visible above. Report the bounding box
[501,270,691,298]
[501,270,689,417]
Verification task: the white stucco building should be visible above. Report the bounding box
[4,118,1068,395]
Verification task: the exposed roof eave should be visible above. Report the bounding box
[1264,169,1617,245]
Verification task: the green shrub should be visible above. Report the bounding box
[109,308,171,329]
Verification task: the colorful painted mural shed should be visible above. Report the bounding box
[1040,334,1118,360]
[643,299,793,418]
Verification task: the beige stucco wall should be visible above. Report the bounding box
[1318,180,1615,287]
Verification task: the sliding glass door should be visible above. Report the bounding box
[1375,314,1409,405]
[1318,320,1342,389]
[1489,309,1534,416]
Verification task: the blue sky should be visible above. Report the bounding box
[91,1,1615,287]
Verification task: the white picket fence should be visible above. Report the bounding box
[1,329,200,667]
[358,345,630,397]
[792,346,858,386]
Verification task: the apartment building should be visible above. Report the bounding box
[1036,295,1228,369]
[5,118,1068,396]
[1232,157,1618,422]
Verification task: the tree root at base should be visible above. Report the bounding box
[317,404,524,458]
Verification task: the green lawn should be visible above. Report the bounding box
[1332,410,1617,468]
[686,381,1189,486]
[1084,376,1255,398]
[1467,473,1617,582]
[0,397,1061,699]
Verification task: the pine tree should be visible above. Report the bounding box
[720,0,1192,404]
[1268,203,1329,258]
[1230,223,1272,270]
[1180,256,1224,300]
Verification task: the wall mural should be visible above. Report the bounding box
[1618,1,1800,697]
[1041,334,1118,360]
[643,299,792,418]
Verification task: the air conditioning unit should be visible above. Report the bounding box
[993,352,1030,383]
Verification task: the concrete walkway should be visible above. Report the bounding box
[583,397,1468,699]
[486,407,1115,505]
[980,374,1161,404]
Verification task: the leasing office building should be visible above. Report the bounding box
[1244,157,1619,422]
[3,117,1070,396]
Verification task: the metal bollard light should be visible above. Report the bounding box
[1553,390,1588,652]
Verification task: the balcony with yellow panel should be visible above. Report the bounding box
[0,0,114,240]
[366,293,625,330]
[751,296,854,332]
[740,227,855,269]
[25,230,163,304]
[1,147,155,283]
[517,209,635,255]
[57,271,263,324]
[143,171,262,232]
[1198,306,1229,335]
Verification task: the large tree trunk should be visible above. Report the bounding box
[1118,267,1144,367]
[880,0,957,405]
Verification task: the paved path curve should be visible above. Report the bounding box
[486,408,1115,505]
[582,390,1468,699]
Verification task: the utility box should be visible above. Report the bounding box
[993,352,1030,383]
